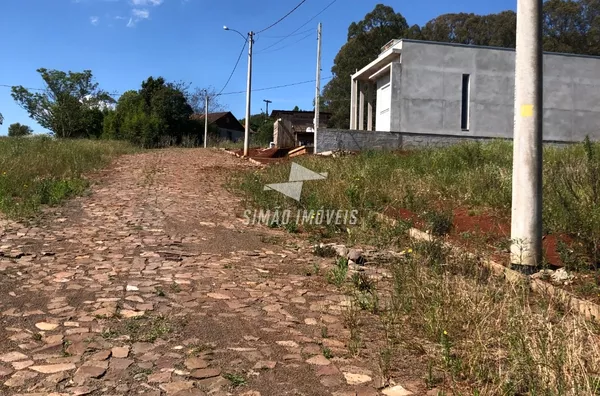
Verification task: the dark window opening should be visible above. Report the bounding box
[461,74,470,130]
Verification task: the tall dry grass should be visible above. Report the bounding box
[0,136,136,217]
[389,239,600,395]
[236,139,600,263]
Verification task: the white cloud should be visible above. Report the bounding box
[131,0,163,6]
[90,16,100,26]
[132,8,150,18]
[127,8,150,27]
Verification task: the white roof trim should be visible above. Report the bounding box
[368,62,392,81]
[352,48,402,81]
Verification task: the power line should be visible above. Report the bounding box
[261,28,313,39]
[1,75,335,101]
[256,31,315,54]
[255,0,308,34]
[216,39,247,96]
[219,76,332,96]
[0,84,122,97]
[258,0,337,53]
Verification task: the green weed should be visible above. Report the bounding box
[0,137,136,217]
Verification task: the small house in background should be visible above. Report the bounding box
[191,111,245,142]
[270,109,332,148]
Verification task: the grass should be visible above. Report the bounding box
[326,256,349,287]
[223,372,247,387]
[0,136,136,217]
[234,139,600,265]
[234,139,600,393]
[388,239,600,395]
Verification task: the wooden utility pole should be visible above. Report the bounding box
[263,99,272,117]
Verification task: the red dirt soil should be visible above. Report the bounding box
[385,206,567,267]
[228,147,292,164]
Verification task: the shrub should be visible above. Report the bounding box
[545,137,600,266]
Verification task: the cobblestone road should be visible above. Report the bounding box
[0,149,421,396]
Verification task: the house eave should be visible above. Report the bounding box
[352,46,402,81]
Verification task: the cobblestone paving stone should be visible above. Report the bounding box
[0,149,423,396]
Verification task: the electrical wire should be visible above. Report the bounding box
[256,31,315,55]
[1,84,123,97]
[219,76,332,96]
[260,27,313,39]
[216,40,247,96]
[2,76,335,100]
[258,0,337,53]
[255,0,307,34]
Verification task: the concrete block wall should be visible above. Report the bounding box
[317,129,573,152]
[317,129,403,152]
[397,40,600,142]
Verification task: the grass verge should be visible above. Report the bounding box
[234,139,600,266]
[0,136,136,217]
[386,239,600,395]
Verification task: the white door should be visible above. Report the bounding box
[376,74,391,132]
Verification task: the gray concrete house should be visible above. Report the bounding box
[349,39,600,142]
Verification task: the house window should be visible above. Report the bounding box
[461,74,471,130]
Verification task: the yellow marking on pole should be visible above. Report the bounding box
[520,104,534,117]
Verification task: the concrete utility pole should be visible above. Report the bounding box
[244,32,255,157]
[263,99,272,117]
[314,22,322,154]
[224,26,253,156]
[204,91,209,148]
[510,0,543,272]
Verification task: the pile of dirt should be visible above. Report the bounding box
[230,147,290,158]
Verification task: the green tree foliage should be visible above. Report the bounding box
[104,77,196,147]
[7,123,33,137]
[187,86,224,114]
[323,1,600,128]
[240,113,269,133]
[322,4,409,129]
[420,11,517,47]
[255,119,275,145]
[11,69,114,138]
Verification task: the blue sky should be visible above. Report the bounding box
[0,0,516,135]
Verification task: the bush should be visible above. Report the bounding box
[7,123,33,137]
[545,137,600,266]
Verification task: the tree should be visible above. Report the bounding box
[255,119,275,145]
[239,113,269,133]
[420,12,517,47]
[187,86,225,114]
[322,4,409,128]
[105,77,196,147]
[8,123,33,137]
[11,69,114,138]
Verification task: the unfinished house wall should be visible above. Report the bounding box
[398,40,600,142]
[316,129,571,152]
